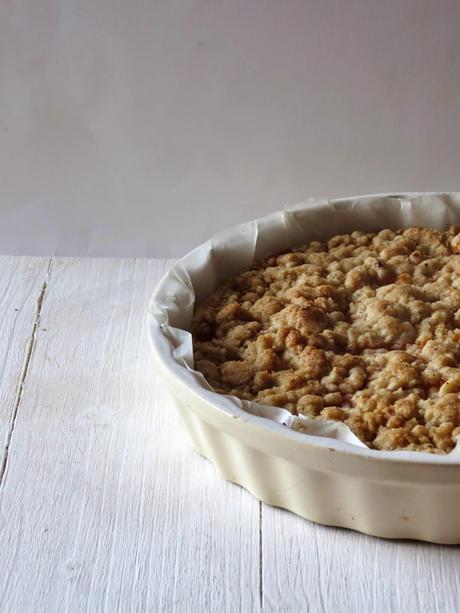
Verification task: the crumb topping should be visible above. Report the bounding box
[192,226,460,454]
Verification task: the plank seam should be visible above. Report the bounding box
[0,257,53,487]
[259,501,263,610]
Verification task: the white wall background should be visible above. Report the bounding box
[1,0,459,257]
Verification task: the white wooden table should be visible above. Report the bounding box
[1,256,459,613]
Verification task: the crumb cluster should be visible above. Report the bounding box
[191,226,460,453]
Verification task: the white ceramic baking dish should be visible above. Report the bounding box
[149,193,460,544]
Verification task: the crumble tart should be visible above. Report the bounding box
[191,225,460,454]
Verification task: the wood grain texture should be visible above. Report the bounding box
[0,256,50,473]
[262,505,460,613]
[0,258,258,613]
[1,256,460,613]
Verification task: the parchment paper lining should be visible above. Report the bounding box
[151,193,460,456]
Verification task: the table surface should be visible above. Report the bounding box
[0,256,459,613]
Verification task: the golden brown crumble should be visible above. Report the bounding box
[192,226,460,454]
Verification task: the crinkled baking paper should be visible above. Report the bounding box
[151,193,460,456]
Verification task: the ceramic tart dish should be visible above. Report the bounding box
[149,193,460,544]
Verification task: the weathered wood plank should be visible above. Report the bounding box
[0,258,259,612]
[262,506,460,613]
[3,255,460,613]
[0,256,50,476]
